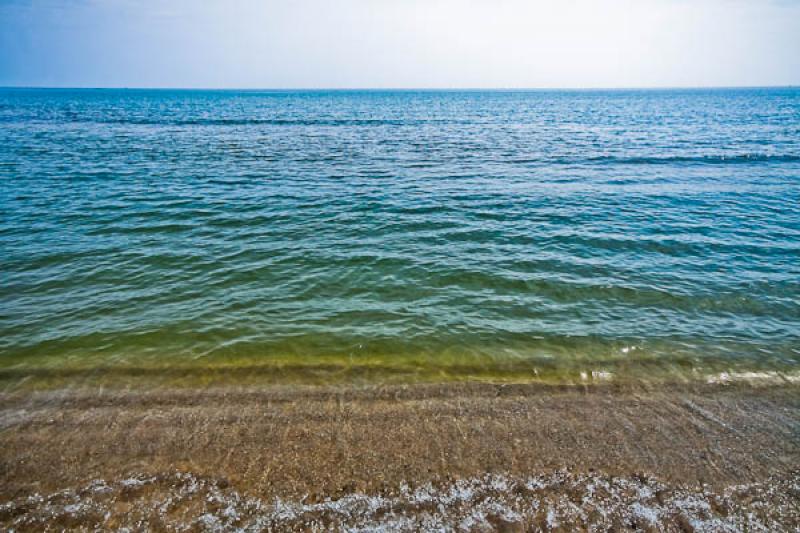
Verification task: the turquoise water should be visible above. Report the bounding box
[1,88,799,383]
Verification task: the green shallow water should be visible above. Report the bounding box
[1,88,800,387]
[1,338,799,391]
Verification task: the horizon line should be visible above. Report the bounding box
[1,84,798,92]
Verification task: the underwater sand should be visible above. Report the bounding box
[1,382,798,530]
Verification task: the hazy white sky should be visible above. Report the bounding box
[1,0,799,88]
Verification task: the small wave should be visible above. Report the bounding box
[5,470,798,531]
[598,153,800,165]
[51,117,451,127]
[705,370,800,385]
[511,153,800,165]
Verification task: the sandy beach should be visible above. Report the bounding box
[2,381,798,530]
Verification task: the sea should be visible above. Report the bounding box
[1,88,799,384]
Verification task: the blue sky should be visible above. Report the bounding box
[1,0,799,88]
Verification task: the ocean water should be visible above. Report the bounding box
[1,88,799,384]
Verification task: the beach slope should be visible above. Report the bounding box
[1,382,799,530]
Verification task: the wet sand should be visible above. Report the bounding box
[1,382,799,530]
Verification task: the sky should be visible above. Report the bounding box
[1,0,799,89]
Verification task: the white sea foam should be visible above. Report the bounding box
[3,469,798,531]
[705,370,800,385]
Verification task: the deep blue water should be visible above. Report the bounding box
[1,88,799,380]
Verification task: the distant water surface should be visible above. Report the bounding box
[1,88,799,383]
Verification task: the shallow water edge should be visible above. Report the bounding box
[2,353,799,391]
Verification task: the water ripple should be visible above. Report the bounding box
[1,88,799,379]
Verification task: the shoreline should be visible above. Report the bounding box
[2,381,799,529]
[2,358,799,392]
